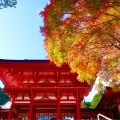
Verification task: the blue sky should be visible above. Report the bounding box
[0,0,48,59]
[0,0,98,102]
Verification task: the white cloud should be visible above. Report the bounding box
[84,77,99,102]
[37,9,40,14]
[1,101,11,109]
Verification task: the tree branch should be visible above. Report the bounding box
[98,10,120,20]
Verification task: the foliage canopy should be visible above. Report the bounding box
[89,93,102,108]
[0,0,17,9]
[41,0,120,90]
[81,93,102,108]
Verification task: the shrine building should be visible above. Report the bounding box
[0,59,119,120]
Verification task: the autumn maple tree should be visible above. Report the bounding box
[40,0,120,90]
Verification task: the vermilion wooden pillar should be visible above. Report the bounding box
[28,96,34,120]
[90,117,93,120]
[76,90,81,120]
[8,96,15,120]
[57,90,61,120]
[76,99,81,120]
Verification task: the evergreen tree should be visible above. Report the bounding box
[0,87,10,105]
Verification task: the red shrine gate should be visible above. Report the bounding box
[0,60,90,120]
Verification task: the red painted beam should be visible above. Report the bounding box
[4,87,89,92]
